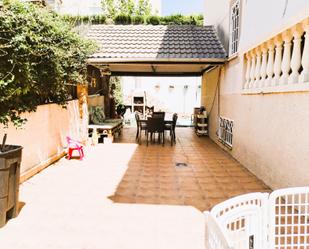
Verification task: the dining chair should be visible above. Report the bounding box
[146,117,165,146]
[152,112,165,119]
[171,113,178,143]
[135,113,147,144]
[164,113,178,145]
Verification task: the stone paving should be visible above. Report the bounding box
[0,127,270,249]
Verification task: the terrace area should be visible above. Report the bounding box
[0,127,270,249]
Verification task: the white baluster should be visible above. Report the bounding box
[266,40,275,87]
[245,53,251,89]
[289,25,303,84]
[260,44,268,88]
[254,47,262,88]
[300,19,309,83]
[249,50,256,88]
[280,31,292,85]
[273,36,283,86]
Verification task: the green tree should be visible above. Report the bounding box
[101,0,119,18]
[136,0,152,16]
[0,0,96,127]
[102,0,139,18]
[127,0,136,15]
[110,77,123,107]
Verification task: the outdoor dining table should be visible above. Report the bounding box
[138,116,174,146]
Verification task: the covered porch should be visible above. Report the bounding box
[0,127,270,249]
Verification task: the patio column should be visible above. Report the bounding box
[254,47,262,88]
[287,24,303,84]
[273,36,283,86]
[280,30,292,85]
[300,19,309,83]
[77,84,89,142]
[101,75,111,118]
[244,52,251,89]
[260,43,268,88]
[249,50,256,88]
[266,39,275,87]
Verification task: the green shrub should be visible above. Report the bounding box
[92,14,106,24]
[114,14,132,24]
[60,13,203,26]
[132,15,144,24]
[0,1,96,127]
[146,15,160,25]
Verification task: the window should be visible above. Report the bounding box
[229,0,240,56]
[218,117,234,148]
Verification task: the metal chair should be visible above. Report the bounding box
[146,117,165,146]
[152,112,165,119]
[164,113,178,145]
[135,113,147,144]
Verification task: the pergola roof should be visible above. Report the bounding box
[86,25,227,76]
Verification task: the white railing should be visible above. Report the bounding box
[205,187,309,249]
[210,193,269,249]
[243,18,309,94]
[268,187,309,249]
[205,211,233,249]
[218,117,233,148]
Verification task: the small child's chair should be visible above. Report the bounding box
[66,136,84,160]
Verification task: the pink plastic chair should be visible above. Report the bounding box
[66,136,84,160]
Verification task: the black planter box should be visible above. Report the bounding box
[0,145,22,228]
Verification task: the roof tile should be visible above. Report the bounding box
[85,25,227,61]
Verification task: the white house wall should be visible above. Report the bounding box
[121,76,201,115]
[203,0,309,189]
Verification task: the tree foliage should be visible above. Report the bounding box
[62,13,203,26]
[135,0,151,16]
[0,0,96,127]
[110,77,123,107]
[101,0,152,19]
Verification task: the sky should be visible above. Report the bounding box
[162,0,204,16]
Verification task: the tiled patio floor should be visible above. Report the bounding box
[113,127,271,211]
[0,127,270,249]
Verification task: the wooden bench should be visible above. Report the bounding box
[88,119,123,144]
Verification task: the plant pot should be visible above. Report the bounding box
[0,145,22,228]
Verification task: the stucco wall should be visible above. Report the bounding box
[204,0,309,53]
[122,76,201,115]
[0,100,83,175]
[203,0,309,189]
[205,57,309,190]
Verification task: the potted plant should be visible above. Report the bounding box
[0,0,95,227]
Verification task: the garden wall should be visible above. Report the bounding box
[0,100,84,182]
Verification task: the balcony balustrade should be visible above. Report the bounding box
[243,18,309,93]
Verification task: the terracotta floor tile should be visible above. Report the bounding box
[204,189,226,198]
[199,182,220,190]
[138,181,159,189]
[181,190,204,199]
[206,198,228,209]
[135,196,159,204]
[244,181,268,190]
[110,127,271,211]
[159,189,180,197]
[225,189,247,198]
[110,195,136,203]
[196,176,216,183]
[159,181,179,189]
[215,176,234,183]
[159,197,184,205]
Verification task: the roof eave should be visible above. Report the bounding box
[87,57,226,64]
